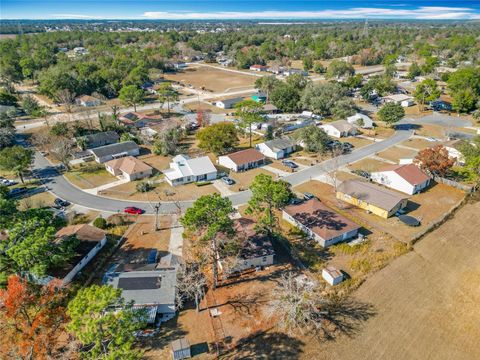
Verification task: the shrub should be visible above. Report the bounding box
[93,217,107,229]
[136,181,152,193]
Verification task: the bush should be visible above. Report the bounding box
[93,217,107,229]
[136,181,152,193]
[195,181,212,187]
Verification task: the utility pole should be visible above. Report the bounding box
[154,203,161,231]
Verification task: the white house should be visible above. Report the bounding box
[347,113,374,129]
[107,268,177,324]
[53,224,107,285]
[443,139,466,165]
[256,138,296,160]
[371,164,431,195]
[322,267,344,286]
[215,97,244,109]
[163,155,217,186]
[283,198,360,248]
[320,120,358,138]
[218,148,266,172]
[76,95,101,107]
[105,156,153,181]
[382,94,414,107]
[249,64,268,72]
[89,141,140,163]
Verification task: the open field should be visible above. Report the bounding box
[63,167,117,189]
[306,200,480,360]
[377,145,418,163]
[228,167,275,192]
[17,191,56,210]
[348,157,392,172]
[400,138,434,150]
[164,66,256,93]
[342,136,375,149]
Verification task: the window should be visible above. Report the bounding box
[262,257,267,262]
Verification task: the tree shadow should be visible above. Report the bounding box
[141,315,189,351]
[221,330,304,359]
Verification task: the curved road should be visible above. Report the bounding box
[32,129,412,214]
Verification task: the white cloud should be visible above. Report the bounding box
[51,14,105,19]
[143,7,480,20]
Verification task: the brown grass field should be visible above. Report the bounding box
[164,66,256,93]
[377,145,418,163]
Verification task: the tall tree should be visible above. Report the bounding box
[67,285,146,360]
[119,85,144,112]
[0,145,33,183]
[377,103,405,127]
[255,75,280,103]
[0,275,69,360]
[295,125,330,154]
[156,82,179,114]
[414,79,441,111]
[196,122,239,155]
[414,145,455,176]
[56,89,76,114]
[235,99,263,148]
[326,60,355,79]
[246,174,292,233]
[181,194,235,288]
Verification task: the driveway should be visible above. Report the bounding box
[31,129,412,214]
[401,113,472,128]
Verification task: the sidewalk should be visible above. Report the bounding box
[83,178,130,195]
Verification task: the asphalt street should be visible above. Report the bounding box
[31,129,412,214]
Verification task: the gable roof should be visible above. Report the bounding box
[283,198,360,241]
[323,120,356,132]
[383,94,413,102]
[83,131,119,145]
[164,155,216,180]
[337,179,408,211]
[225,148,265,166]
[105,156,152,175]
[262,138,295,152]
[218,97,244,107]
[347,113,373,126]
[90,141,139,158]
[56,224,105,242]
[77,95,99,102]
[376,164,430,186]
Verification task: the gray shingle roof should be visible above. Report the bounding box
[264,138,295,152]
[89,141,139,158]
[84,131,119,146]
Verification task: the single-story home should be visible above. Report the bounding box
[442,139,466,165]
[283,68,308,77]
[249,64,268,72]
[267,65,286,75]
[283,198,361,248]
[382,94,414,107]
[371,164,431,195]
[105,156,153,181]
[163,154,217,186]
[89,141,140,163]
[50,224,107,285]
[320,120,358,138]
[322,267,344,286]
[256,138,296,160]
[219,218,275,273]
[76,131,120,149]
[217,148,266,172]
[76,95,102,107]
[251,93,267,103]
[262,103,279,114]
[347,113,374,129]
[107,267,177,324]
[215,97,244,109]
[336,179,409,218]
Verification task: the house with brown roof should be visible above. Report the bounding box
[105,156,153,181]
[51,224,107,285]
[371,164,431,195]
[282,198,360,247]
[249,64,268,72]
[336,179,408,218]
[217,148,266,172]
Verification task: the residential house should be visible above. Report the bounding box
[89,141,140,163]
[267,65,286,75]
[371,164,431,195]
[218,148,266,172]
[283,68,308,77]
[251,93,267,103]
[336,179,408,218]
[382,94,414,107]
[218,218,275,273]
[322,267,344,286]
[283,198,361,248]
[163,155,217,186]
[256,138,296,160]
[172,61,187,70]
[76,95,102,107]
[107,267,177,324]
[442,139,466,165]
[105,156,153,181]
[215,97,244,109]
[347,113,374,129]
[249,64,268,72]
[320,120,358,138]
[262,104,279,114]
[119,112,163,128]
[49,224,107,285]
[77,131,119,150]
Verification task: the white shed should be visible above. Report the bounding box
[322,267,344,286]
[171,338,191,360]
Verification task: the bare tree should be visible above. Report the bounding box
[327,145,344,195]
[56,89,76,114]
[50,137,73,169]
[31,129,53,152]
[176,261,207,312]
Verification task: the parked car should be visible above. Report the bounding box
[282,160,298,169]
[303,192,315,200]
[352,169,371,179]
[147,249,158,264]
[8,187,28,198]
[289,197,303,205]
[1,179,18,186]
[123,206,144,214]
[54,198,70,208]
[342,142,354,150]
[221,176,235,185]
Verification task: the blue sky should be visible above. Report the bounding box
[2,0,480,20]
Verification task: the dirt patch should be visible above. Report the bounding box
[164,66,255,93]
[400,138,434,150]
[377,146,418,163]
[228,168,274,192]
[17,191,56,210]
[138,153,172,171]
[348,158,392,172]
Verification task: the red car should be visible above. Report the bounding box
[123,206,144,215]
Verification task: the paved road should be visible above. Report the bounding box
[31,129,412,214]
